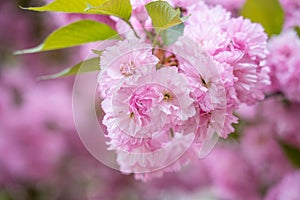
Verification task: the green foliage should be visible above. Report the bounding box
[161,23,185,46]
[22,0,104,13]
[146,1,185,31]
[0,191,10,200]
[85,0,132,21]
[295,26,300,38]
[39,57,100,80]
[280,140,300,168]
[22,0,132,21]
[240,0,284,36]
[14,20,118,54]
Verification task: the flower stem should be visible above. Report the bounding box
[125,20,140,39]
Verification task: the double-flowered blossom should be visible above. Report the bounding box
[182,2,269,138]
[98,38,159,97]
[102,66,196,150]
[171,37,228,138]
[185,2,270,106]
[97,1,270,180]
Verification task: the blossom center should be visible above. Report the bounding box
[120,61,136,77]
[200,75,211,88]
[163,92,173,102]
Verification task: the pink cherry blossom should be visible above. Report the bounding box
[101,67,196,151]
[111,0,152,39]
[100,63,200,179]
[93,0,273,182]
[119,133,195,181]
[168,0,200,13]
[171,37,231,138]
[188,3,231,26]
[225,17,269,61]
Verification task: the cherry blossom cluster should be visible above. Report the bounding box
[97,1,270,181]
[2,0,300,198]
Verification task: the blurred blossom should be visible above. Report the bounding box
[259,98,300,148]
[50,12,116,29]
[279,0,300,29]
[241,123,294,188]
[145,155,211,193]
[0,67,73,184]
[204,0,246,15]
[267,29,300,102]
[236,104,257,121]
[265,170,300,200]
[151,189,219,200]
[48,155,142,200]
[0,0,32,53]
[203,145,260,200]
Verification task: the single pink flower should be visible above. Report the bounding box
[172,37,230,138]
[102,67,196,151]
[98,38,159,97]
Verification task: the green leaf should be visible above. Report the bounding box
[146,1,184,31]
[279,140,300,168]
[39,57,100,80]
[22,0,102,13]
[14,20,118,54]
[161,22,184,46]
[92,49,104,55]
[22,0,132,21]
[240,0,284,36]
[85,0,132,21]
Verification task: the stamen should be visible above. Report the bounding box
[120,61,136,77]
[163,92,173,102]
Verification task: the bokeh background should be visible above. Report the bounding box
[1,0,300,199]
